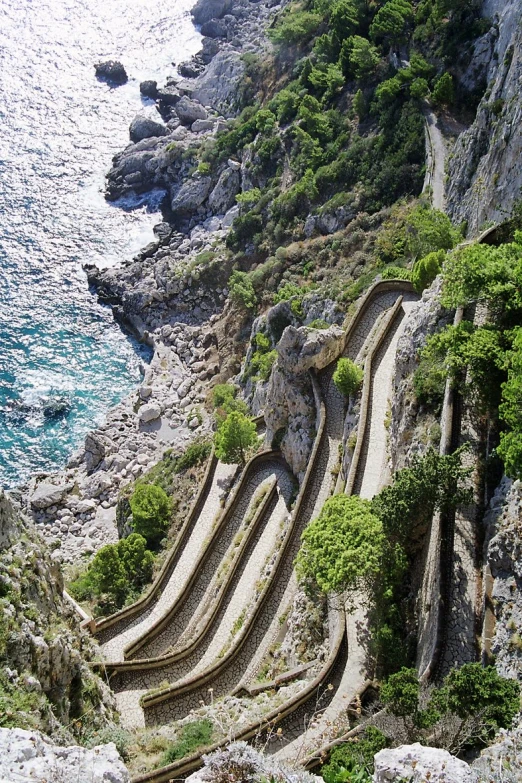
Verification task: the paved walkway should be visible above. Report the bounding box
[357,297,417,499]
[423,107,446,211]
[101,461,237,661]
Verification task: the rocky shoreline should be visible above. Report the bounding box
[9,0,289,563]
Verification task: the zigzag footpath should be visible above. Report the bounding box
[272,290,419,763]
[95,455,237,661]
[130,280,415,783]
[106,457,295,728]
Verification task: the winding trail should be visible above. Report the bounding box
[110,462,294,729]
[91,282,418,783]
[98,459,237,662]
[423,106,446,212]
[272,294,418,763]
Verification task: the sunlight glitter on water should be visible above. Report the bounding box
[0,0,201,487]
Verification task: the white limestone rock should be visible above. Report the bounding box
[30,482,73,510]
[373,743,478,783]
[277,323,344,374]
[0,727,129,783]
[138,402,162,422]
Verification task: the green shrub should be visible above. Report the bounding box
[380,265,412,281]
[296,495,384,593]
[333,357,364,397]
[308,318,330,329]
[432,72,455,106]
[214,411,258,465]
[70,533,155,613]
[175,440,212,473]
[412,249,445,292]
[228,270,258,310]
[130,484,171,544]
[269,10,323,45]
[321,726,389,783]
[159,719,214,766]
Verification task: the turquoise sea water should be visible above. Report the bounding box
[0,0,201,488]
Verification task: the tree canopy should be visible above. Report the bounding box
[214,410,258,464]
[333,357,364,398]
[130,483,171,544]
[295,494,384,593]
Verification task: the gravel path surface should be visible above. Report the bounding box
[101,461,237,661]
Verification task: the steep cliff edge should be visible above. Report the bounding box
[446,0,522,233]
[0,490,118,744]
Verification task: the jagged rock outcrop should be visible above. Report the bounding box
[389,277,452,471]
[0,492,117,740]
[277,323,344,374]
[94,60,128,85]
[129,109,168,142]
[191,51,245,117]
[264,323,342,480]
[484,476,522,681]
[192,0,233,26]
[471,725,522,782]
[373,744,478,782]
[0,728,129,783]
[447,0,522,234]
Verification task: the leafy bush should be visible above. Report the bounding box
[159,719,214,766]
[333,357,364,397]
[228,270,258,310]
[296,495,384,593]
[380,265,412,281]
[130,483,171,544]
[382,664,520,750]
[321,726,388,783]
[308,318,330,329]
[269,10,323,45]
[498,328,522,479]
[175,439,212,473]
[372,447,472,547]
[432,72,455,106]
[214,411,258,465]
[370,0,414,45]
[412,249,444,292]
[70,533,155,613]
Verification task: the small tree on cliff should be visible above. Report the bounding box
[130,483,171,544]
[214,410,258,465]
[296,494,384,593]
[333,357,364,398]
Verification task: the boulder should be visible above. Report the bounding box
[277,324,344,374]
[373,744,478,783]
[200,18,228,38]
[192,118,216,133]
[156,84,181,106]
[175,96,208,126]
[192,0,232,25]
[129,109,167,142]
[0,728,129,783]
[139,80,158,98]
[192,51,245,116]
[170,176,212,215]
[222,203,239,228]
[84,432,106,473]
[200,36,222,64]
[208,167,240,214]
[94,60,127,85]
[30,482,73,511]
[138,402,161,422]
[178,60,204,78]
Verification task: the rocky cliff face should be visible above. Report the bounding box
[0,490,117,743]
[0,727,129,783]
[446,0,522,234]
[484,476,522,683]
